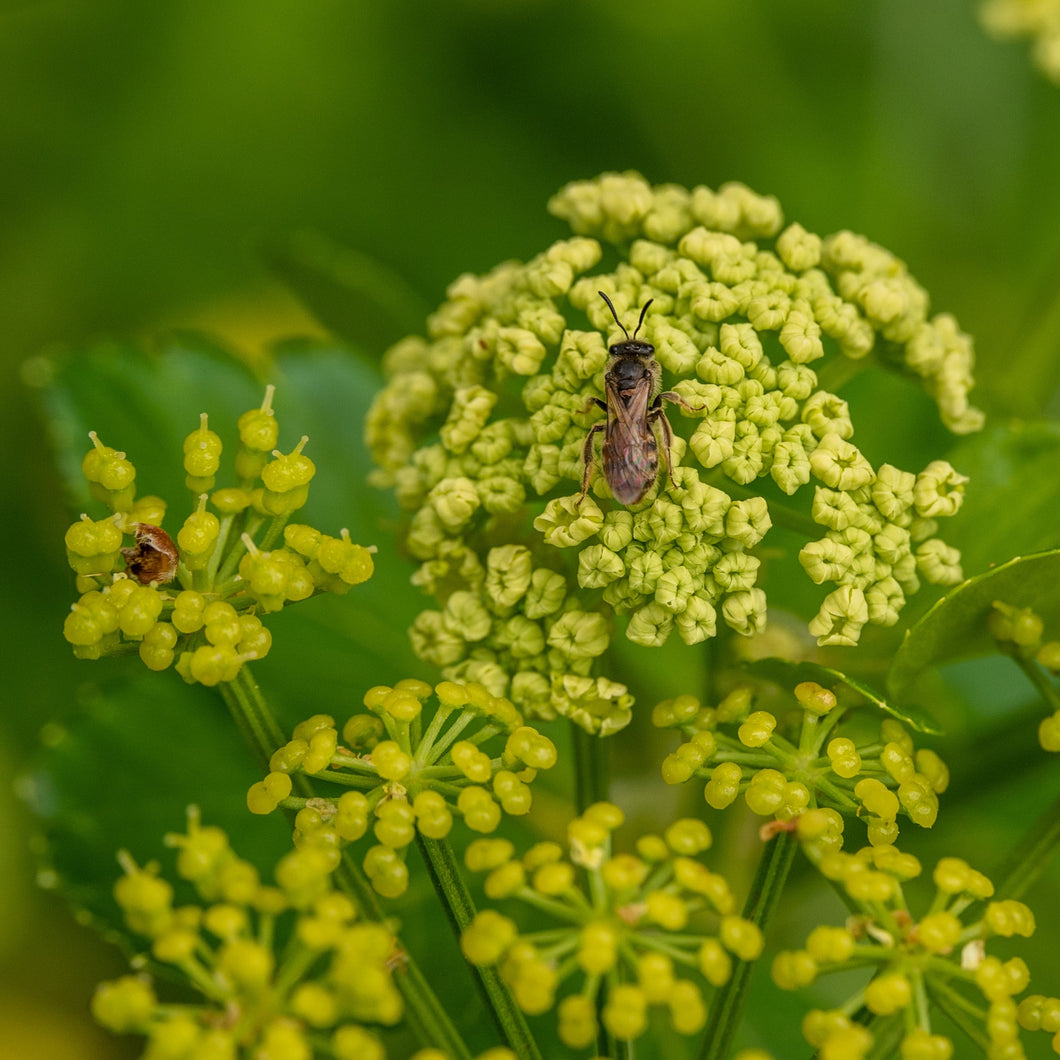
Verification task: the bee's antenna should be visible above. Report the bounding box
[598,290,630,341]
[632,299,654,339]
[598,290,654,341]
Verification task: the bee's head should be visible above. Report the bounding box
[598,291,654,358]
[608,338,655,359]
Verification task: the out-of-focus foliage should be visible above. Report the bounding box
[4,2,1060,1057]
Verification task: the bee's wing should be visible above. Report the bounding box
[603,377,659,504]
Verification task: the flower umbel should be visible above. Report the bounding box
[773,849,1052,1060]
[367,173,977,724]
[63,386,375,686]
[92,808,403,1060]
[247,678,558,898]
[654,681,948,844]
[460,801,764,1048]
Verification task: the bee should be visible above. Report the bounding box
[579,291,703,505]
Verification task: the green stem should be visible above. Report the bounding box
[389,931,476,1058]
[924,979,989,1052]
[994,787,1060,902]
[416,835,543,1060]
[215,513,264,583]
[1012,652,1060,713]
[571,722,610,814]
[220,666,288,770]
[862,1012,902,1060]
[258,513,290,552]
[698,831,798,1060]
[218,671,473,1059]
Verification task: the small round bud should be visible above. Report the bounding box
[805,925,855,963]
[738,711,776,747]
[864,971,912,1015]
[917,911,961,953]
[461,909,518,965]
[238,388,280,452]
[705,761,743,809]
[91,976,157,1033]
[602,982,647,1041]
[139,621,177,671]
[720,915,764,960]
[370,741,411,781]
[772,949,817,989]
[558,994,597,1049]
[794,681,837,715]
[183,413,223,478]
[697,938,732,986]
[855,777,900,820]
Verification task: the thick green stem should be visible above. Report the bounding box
[417,835,543,1060]
[571,722,610,814]
[218,670,473,1059]
[698,831,798,1060]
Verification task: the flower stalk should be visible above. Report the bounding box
[418,835,543,1060]
[572,722,610,814]
[698,831,797,1060]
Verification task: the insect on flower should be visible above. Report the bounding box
[579,291,704,506]
[121,523,179,585]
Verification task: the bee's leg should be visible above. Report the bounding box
[649,403,680,490]
[658,390,707,414]
[579,423,606,505]
[578,396,609,416]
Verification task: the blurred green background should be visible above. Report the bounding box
[3,1,1060,1056]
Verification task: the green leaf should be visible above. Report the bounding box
[40,334,426,726]
[263,231,430,353]
[30,335,434,919]
[942,420,1060,576]
[21,672,290,941]
[887,550,1060,702]
[742,656,942,734]
[40,333,269,512]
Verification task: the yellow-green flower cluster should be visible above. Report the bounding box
[799,458,968,646]
[981,0,1060,83]
[92,809,403,1060]
[459,801,764,1048]
[247,679,557,898]
[410,1053,518,1060]
[654,681,948,843]
[988,601,1060,753]
[408,541,634,734]
[772,850,1052,1060]
[411,1052,517,1060]
[63,386,375,685]
[366,173,978,721]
